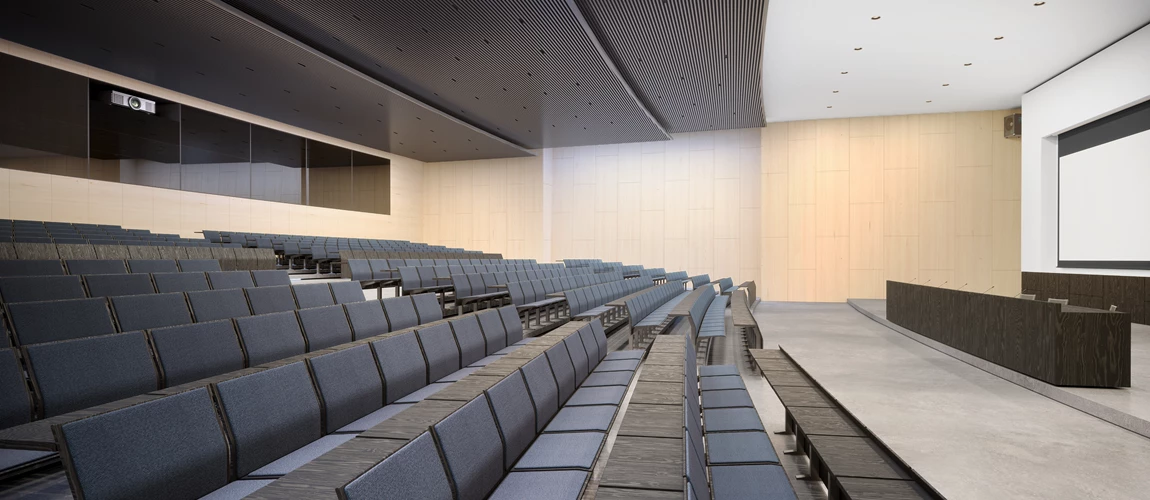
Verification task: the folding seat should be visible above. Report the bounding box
[417,323,462,383]
[244,285,296,315]
[110,292,193,331]
[64,259,126,275]
[411,292,443,323]
[432,395,504,500]
[499,306,525,344]
[0,275,85,303]
[233,311,307,366]
[545,344,577,404]
[563,336,591,386]
[474,309,508,356]
[7,297,116,345]
[126,259,178,274]
[177,259,222,272]
[483,273,504,292]
[448,315,487,370]
[462,265,477,274]
[372,332,440,404]
[206,270,255,290]
[329,281,366,304]
[292,283,335,308]
[297,305,353,351]
[151,272,210,293]
[448,264,464,275]
[149,320,244,388]
[0,348,33,428]
[380,296,419,331]
[307,345,385,433]
[367,259,392,280]
[344,300,389,341]
[0,259,65,277]
[251,269,291,287]
[339,432,453,500]
[187,288,252,323]
[23,332,158,417]
[214,363,352,479]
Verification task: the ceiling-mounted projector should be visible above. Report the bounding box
[106,90,155,114]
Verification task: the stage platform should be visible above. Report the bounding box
[754,301,1150,500]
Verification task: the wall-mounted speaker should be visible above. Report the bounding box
[1004,113,1022,139]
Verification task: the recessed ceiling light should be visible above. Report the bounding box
[926,100,933,103]
[832,90,840,93]
[871,16,881,20]
[942,83,950,87]
[854,47,863,51]
[1034,1,1045,5]
[964,63,973,66]
[827,106,833,108]
[841,71,849,74]
[994,36,1005,40]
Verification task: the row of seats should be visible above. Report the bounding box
[565,277,654,324]
[626,282,693,350]
[2,281,366,346]
[400,265,603,295]
[0,242,274,271]
[0,293,444,438]
[666,270,690,282]
[0,258,221,278]
[49,306,535,498]
[691,273,713,289]
[0,270,287,305]
[344,258,580,284]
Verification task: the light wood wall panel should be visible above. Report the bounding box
[761,110,1022,301]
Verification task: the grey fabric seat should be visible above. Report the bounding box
[65,259,127,275]
[707,431,779,465]
[329,281,366,304]
[411,293,443,323]
[244,286,297,315]
[111,292,193,331]
[511,432,605,471]
[177,259,223,272]
[24,332,158,417]
[7,297,116,345]
[381,296,419,331]
[0,349,32,428]
[704,408,766,432]
[297,305,353,351]
[417,323,461,383]
[580,371,634,387]
[520,356,559,432]
[432,395,504,500]
[710,464,795,500]
[339,432,453,500]
[489,470,589,500]
[701,375,746,392]
[233,311,307,366]
[498,306,524,344]
[250,270,291,287]
[603,351,644,361]
[149,321,245,387]
[292,283,335,308]
[701,389,755,409]
[308,345,384,433]
[592,359,640,372]
[55,388,230,500]
[544,405,617,433]
[0,275,85,303]
[545,344,577,404]
[206,271,255,290]
[700,365,740,377]
[127,259,179,274]
[372,332,429,404]
[475,309,508,355]
[152,272,210,293]
[84,273,156,298]
[187,289,252,322]
[0,260,63,277]
[449,315,486,368]
[563,336,591,385]
[344,300,390,340]
[565,386,626,406]
[486,374,538,469]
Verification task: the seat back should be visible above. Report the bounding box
[251,269,291,287]
[475,309,507,355]
[448,315,485,367]
[0,348,32,428]
[0,275,85,303]
[576,324,601,365]
[432,395,503,500]
[187,288,252,322]
[206,271,255,290]
[411,293,443,323]
[371,332,428,403]
[24,332,158,417]
[56,388,229,500]
[308,345,383,433]
[545,344,577,404]
[149,320,245,387]
[152,272,210,293]
[498,306,523,344]
[398,267,421,290]
[519,355,559,431]
[485,374,536,469]
[588,320,609,360]
[0,260,64,278]
[234,311,307,366]
[293,283,335,308]
[65,259,127,275]
[245,285,297,315]
[416,323,461,383]
[7,297,117,345]
[111,292,193,331]
[718,277,734,290]
[381,296,419,331]
[338,432,453,500]
[329,281,365,304]
[297,305,354,351]
[213,362,322,477]
[345,300,389,340]
[563,335,590,385]
[451,274,473,298]
[84,273,156,298]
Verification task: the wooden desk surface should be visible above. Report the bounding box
[618,403,685,439]
[834,477,932,499]
[729,290,758,328]
[359,399,465,441]
[806,435,912,480]
[629,381,686,406]
[772,386,836,408]
[788,407,865,437]
[599,435,684,492]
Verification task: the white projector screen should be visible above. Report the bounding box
[1059,128,1150,264]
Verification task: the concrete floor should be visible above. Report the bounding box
[754,301,1150,500]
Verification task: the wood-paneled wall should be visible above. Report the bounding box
[762,111,1022,301]
[422,156,546,261]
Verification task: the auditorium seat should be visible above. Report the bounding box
[372,332,434,404]
[545,344,577,403]
[84,273,156,298]
[0,348,32,428]
[126,259,179,274]
[110,293,193,331]
[476,309,508,356]
[519,355,560,432]
[0,275,85,303]
[344,300,390,340]
[338,432,453,500]
[486,374,537,469]
[245,285,298,314]
[432,396,504,500]
[307,345,384,433]
[498,305,525,344]
[0,260,64,277]
[251,269,291,287]
[23,332,158,417]
[187,288,252,322]
[381,296,419,331]
[292,283,335,308]
[329,281,366,304]
[206,270,255,290]
[417,323,462,383]
[233,311,307,366]
[449,315,487,369]
[152,272,211,293]
[7,297,116,345]
[64,259,127,275]
[411,292,443,322]
[297,305,354,351]
[148,321,245,387]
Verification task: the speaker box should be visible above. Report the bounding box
[1004,113,1022,139]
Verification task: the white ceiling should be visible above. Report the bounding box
[762,0,1150,122]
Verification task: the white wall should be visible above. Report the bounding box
[1021,24,1150,276]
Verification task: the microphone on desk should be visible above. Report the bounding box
[982,285,995,294]
[957,283,969,291]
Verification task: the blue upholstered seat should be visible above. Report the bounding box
[150,321,244,387]
[297,305,353,351]
[433,396,504,500]
[244,286,297,315]
[544,405,617,433]
[381,296,419,331]
[344,300,389,340]
[233,311,307,366]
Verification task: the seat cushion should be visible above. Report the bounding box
[699,365,739,377]
[512,432,605,471]
[710,464,795,500]
[565,386,626,406]
[592,359,640,372]
[395,382,452,404]
[246,434,356,477]
[0,449,54,473]
[703,408,765,432]
[488,471,589,500]
[706,432,779,465]
[337,403,414,434]
[201,479,276,500]
[580,371,634,387]
[544,406,616,433]
[701,389,754,409]
[604,350,644,361]
[701,376,746,392]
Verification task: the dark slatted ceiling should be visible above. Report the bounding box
[224,0,670,149]
[575,0,767,132]
[0,0,532,162]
